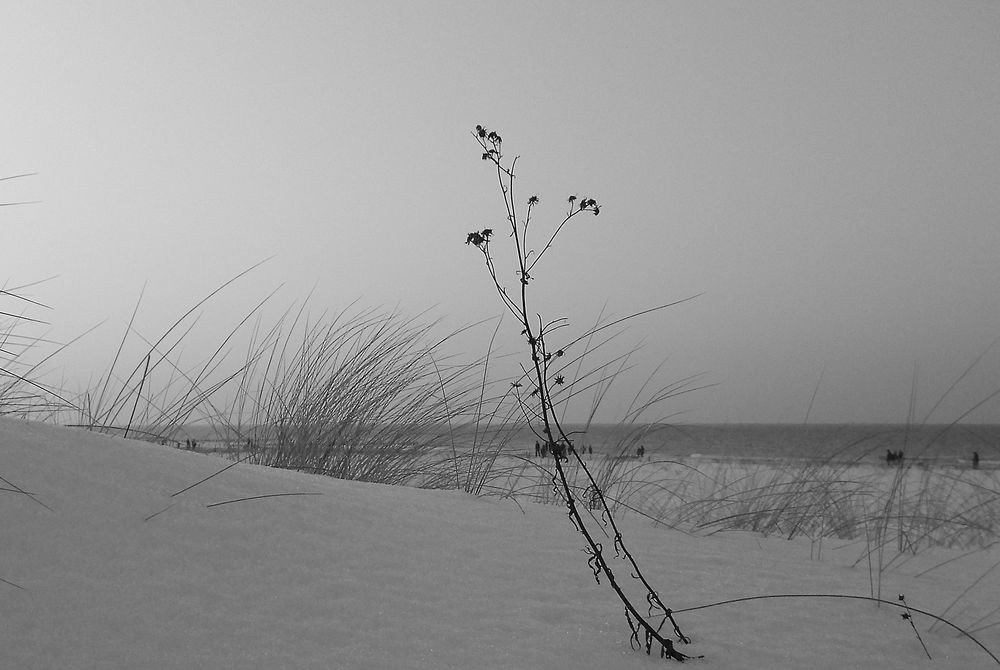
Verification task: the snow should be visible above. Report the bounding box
[3,418,997,668]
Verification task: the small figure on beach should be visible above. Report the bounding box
[636,445,646,458]
[973,451,980,470]
[886,449,904,465]
[535,441,540,458]
[185,438,191,450]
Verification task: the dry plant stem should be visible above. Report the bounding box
[553,411,690,643]
[897,594,932,660]
[526,314,689,658]
[469,126,691,661]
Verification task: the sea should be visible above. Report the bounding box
[176,422,1000,470]
[501,423,1000,470]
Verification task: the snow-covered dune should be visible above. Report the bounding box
[3,418,996,669]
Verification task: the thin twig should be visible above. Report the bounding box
[0,576,26,590]
[673,592,998,665]
[206,492,322,508]
[170,455,252,497]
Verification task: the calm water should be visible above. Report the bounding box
[503,423,1000,469]
[178,422,1000,470]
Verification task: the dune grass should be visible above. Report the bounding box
[52,283,524,493]
[501,442,998,551]
[0,255,524,495]
[0,280,77,419]
[210,303,515,489]
[481,433,1000,647]
[1,175,73,417]
[63,263,283,442]
[56,281,993,571]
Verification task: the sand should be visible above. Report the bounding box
[3,418,998,668]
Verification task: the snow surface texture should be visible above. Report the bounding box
[3,418,997,669]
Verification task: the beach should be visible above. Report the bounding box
[4,418,998,668]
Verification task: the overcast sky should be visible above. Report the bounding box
[4,1,999,423]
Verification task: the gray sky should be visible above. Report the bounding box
[4,1,999,423]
